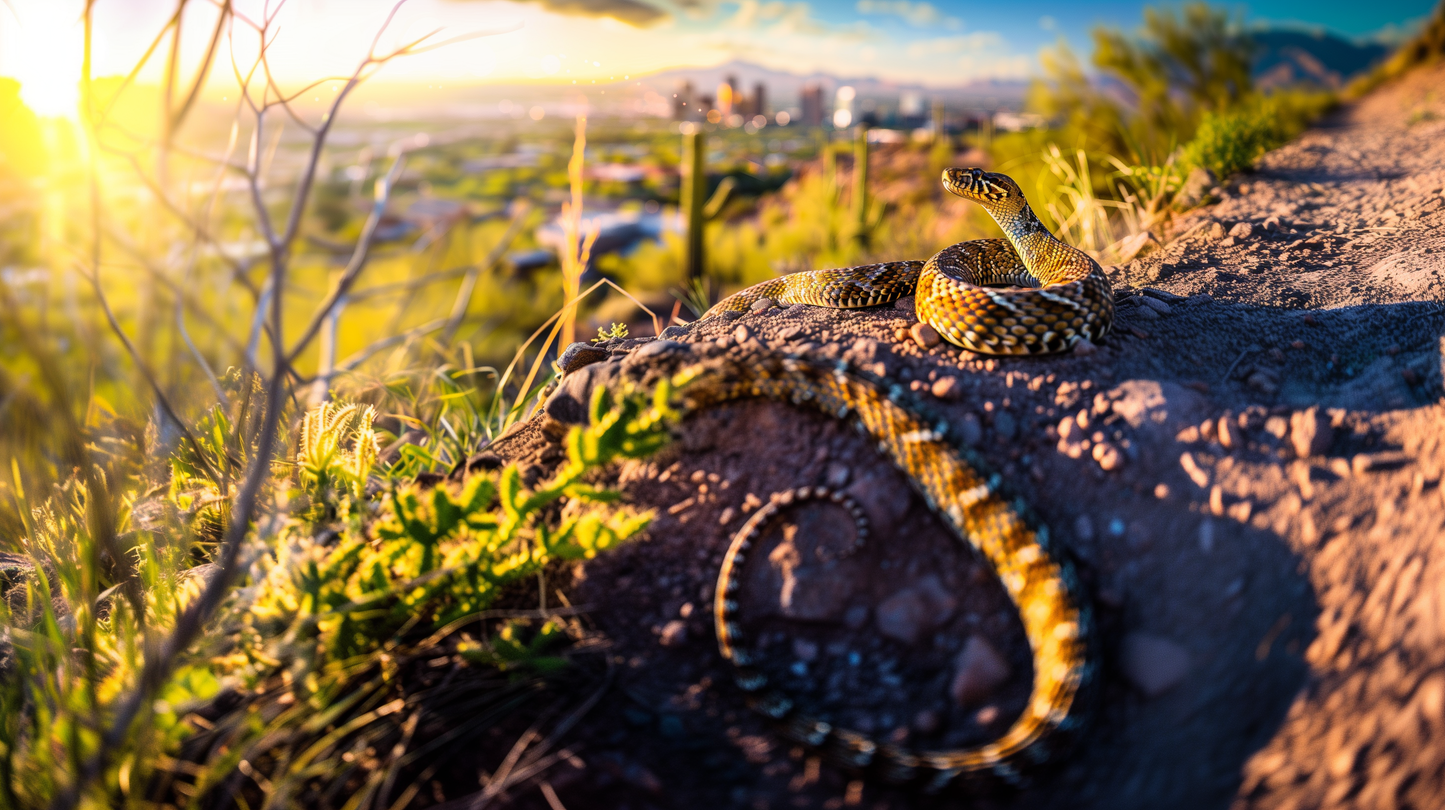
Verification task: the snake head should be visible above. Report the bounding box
[942,168,1021,204]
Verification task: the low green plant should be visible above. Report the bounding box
[593,322,629,342]
[0,370,683,807]
[1182,91,1336,180]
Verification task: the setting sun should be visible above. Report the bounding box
[4,1,84,118]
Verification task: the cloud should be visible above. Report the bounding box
[905,31,1004,57]
[446,0,669,26]
[855,0,959,29]
[729,1,832,35]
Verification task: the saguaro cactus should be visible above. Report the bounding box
[682,129,707,281]
[852,124,870,247]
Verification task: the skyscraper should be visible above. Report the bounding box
[673,80,695,120]
[800,83,825,127]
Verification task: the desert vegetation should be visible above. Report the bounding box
[0,0,1406,805]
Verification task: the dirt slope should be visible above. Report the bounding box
[482,64,1445,810]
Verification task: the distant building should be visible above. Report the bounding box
[800,82,825,127]
[718,75,739,116]
[992,110,1045,132]
[752,82,767,117]
[673,80,695,120]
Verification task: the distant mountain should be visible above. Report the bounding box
[634,60,1028,109]
[1252,29,1391,89]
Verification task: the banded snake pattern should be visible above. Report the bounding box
[685,169,1109,785]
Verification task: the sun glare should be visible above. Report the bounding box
[11,3,84,119]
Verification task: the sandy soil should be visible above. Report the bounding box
[475,63,1445,810]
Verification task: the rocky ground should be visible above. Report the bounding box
[472,63,1445,810]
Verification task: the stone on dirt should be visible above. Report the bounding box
[658,620,688,647]
[1121,632,1191,697]
[958,413,983,446]
[909,322,941,349]
[558,341,610,374]
[950,635,1011,706]
[874,574,958,645]
[931,376,960,400]
[1290,407,1333,458]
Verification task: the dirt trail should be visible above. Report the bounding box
[486,65,1445,810]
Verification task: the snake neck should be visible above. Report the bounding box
[987,200,1068,282]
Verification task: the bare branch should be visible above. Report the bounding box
[285,148,409,363]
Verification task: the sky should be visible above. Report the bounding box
[0,0,1436,116]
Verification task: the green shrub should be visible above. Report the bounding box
[1182,91,1336,179]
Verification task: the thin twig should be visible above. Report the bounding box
[77,264,224,483]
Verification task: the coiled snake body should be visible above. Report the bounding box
[686,170,1107,785]
[707,168,1114,355]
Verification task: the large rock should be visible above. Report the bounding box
[950,635,1011,706]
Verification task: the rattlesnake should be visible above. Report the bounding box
[685,169,1108,786]
[707,168,1114,355]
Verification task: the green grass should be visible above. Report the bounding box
[0,371,682,807]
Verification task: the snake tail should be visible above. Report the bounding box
[670,352,1096,787]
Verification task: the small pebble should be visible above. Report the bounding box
[1121,633,1191,697]
[950,636,1011,706]
[993,411,1018,440]
[1290,407,1332,457]
[959,413,983,446]
[732,324,752,343]
[825,462,851,488]
[931,376,960,400]
[912,709,941,734]
[1154,483,1170,499]
[750,297,775,312]
[894,327,909,341]
[1228,221,1255,239]
[659,620,688,647]
[909,322,941,349]
[718,507,736,525]
[1217,417,1238,449]
[1072,338,1097,355]
[1093,441,1124,470]
[1198,519,1215,553]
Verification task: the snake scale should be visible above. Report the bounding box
[675,169,1109,786]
